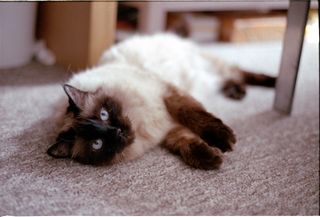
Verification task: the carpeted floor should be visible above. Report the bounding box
[0,42,318,215]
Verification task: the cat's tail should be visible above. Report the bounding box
[201,51,277,87]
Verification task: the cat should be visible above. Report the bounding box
[47,33,276,170]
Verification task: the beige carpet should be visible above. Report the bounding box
[0,42,318,215]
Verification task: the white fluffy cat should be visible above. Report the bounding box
[47,33,276,169]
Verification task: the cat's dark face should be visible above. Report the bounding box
[47,84,134,165]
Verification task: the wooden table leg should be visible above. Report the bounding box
[273,0,310,114]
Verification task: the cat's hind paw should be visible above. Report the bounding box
[222,80,246,100]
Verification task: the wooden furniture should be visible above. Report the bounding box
[122,1,291,34]
[37,2,117,71]
[274,0,311,114]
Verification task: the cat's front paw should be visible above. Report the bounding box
[181,140,223,170]
[201,121,236,153]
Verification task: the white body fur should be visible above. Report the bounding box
[62,34,230,162]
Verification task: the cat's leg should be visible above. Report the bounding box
[222,69,277,100]
[162,126,223,170]
[240,69,277,87]
[164,87,236,152]
[203,51,277,88]
[202,52,276,100]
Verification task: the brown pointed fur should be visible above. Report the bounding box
[162,126,223,170]
[163,86,236,153]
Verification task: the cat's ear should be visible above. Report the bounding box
[63,84,88,109]
[47,141,72,158]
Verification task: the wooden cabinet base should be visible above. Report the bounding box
[37,2,117,71]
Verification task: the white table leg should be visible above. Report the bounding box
[273,0,310,114]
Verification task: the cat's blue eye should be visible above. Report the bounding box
[100,108,109,121]
[92,139,103,150]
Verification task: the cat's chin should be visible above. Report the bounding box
[73,155,114,166]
